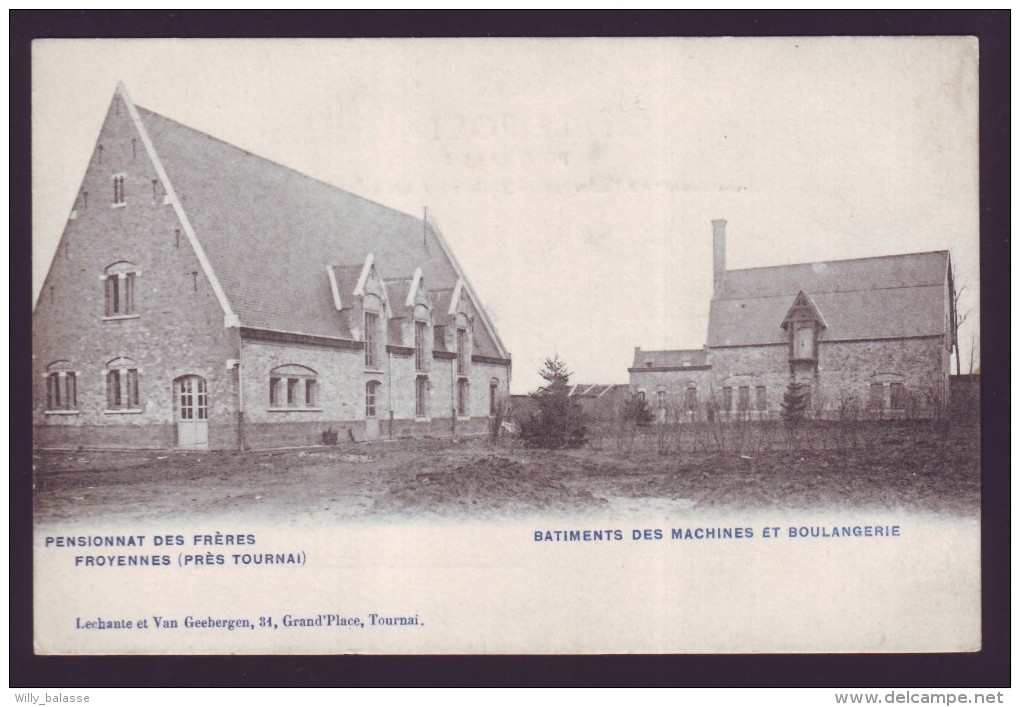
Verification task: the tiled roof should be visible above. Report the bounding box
[429,287,456,325]
[384,277,414,308]
[708,251,950,346]
[136,104,504,357]
[387,317,405,346]
[631,349,709,369]
[568,383,631,398]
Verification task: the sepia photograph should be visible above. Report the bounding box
[28,35,985,658]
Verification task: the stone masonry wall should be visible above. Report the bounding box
[709,336,947,418]
[33,92,240,449]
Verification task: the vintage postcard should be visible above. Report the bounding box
[31,37,981,655]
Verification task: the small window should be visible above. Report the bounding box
[45,363,78,411]
[112,174,126,206]
[366,381,379,418]
[269,365,318,409]
[364,311,379,368]
[737,386,750,412]
[637,390,646,402]
[457,379,469,417]
[415,376,429,418]
[103,267,137,317]
[685,386,697,411]
[106,360,140,410]
[755,385,767,411]
[722,386,733,412]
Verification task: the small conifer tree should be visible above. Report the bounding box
[520,355,588,448]
[781,380,808,423]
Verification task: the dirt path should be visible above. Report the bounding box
[32,425,980,527]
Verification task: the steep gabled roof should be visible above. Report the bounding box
[708,251,950,346]
[780,291,827,330]
[124,88,506,358]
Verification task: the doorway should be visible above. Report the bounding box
[175,375,209,450]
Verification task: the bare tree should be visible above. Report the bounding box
[952,284,972,376]
[967,328,979,375]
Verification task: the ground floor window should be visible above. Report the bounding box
[722,386,733,412]
[269,365,318,408]
[489,380,499,416]
[737,386,750,412]
[868,380,907,411]
[45,363,78,411]
[106,360,140,410]
[869,382,884,410]
[755,385,767,411]
[685,386,697,411]
[415,376,429,418]
[889,382,907,410]
[457,379,469,417]
[366,380,379,418]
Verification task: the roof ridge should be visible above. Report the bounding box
[714,281,946,302]
[723,249,949,277]
[135,103,425,226]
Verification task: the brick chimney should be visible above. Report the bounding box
[712,219,727,292]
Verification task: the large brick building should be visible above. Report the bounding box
[630,220,956,420]
[33,84,511,450]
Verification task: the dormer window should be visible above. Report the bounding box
[781,291,825,363]
[364,311,380,368]
[456,326,469,376]
[415,320,428,372]
[791,322,816,361]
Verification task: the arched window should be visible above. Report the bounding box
[269,365,318,409]
[106,357,140,410]
[103,261,139,317]
[868,374,906,412]
[489,378,500,416]
[45,361,78,412]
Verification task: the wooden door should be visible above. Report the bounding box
[176,375,209,450]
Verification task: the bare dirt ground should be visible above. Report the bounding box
[32,421,980,525]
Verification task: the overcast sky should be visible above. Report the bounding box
[33,38,980,393]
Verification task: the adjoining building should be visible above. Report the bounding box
[630,220,956,420]
[33,84,511,450]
